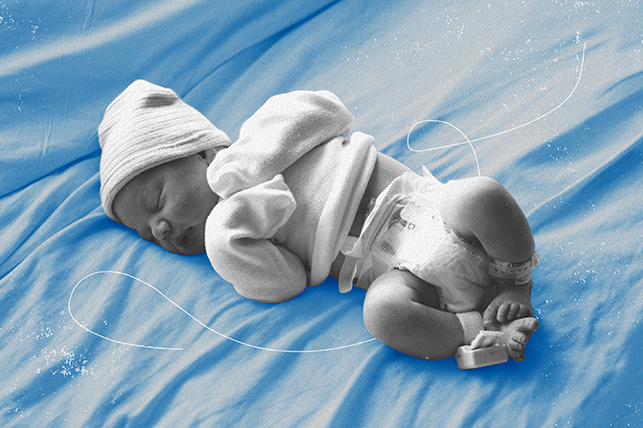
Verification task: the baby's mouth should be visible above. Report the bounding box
[170,227,192,249]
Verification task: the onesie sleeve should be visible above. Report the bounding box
[207,90,354,199]
[205,174,307,303]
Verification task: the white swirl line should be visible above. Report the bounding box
[69,271,376,353]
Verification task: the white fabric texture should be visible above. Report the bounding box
[205,90,377,303]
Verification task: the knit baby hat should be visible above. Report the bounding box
[99,79,231,222]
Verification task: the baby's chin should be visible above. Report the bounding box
[165,241,205,256]
[183,224,207,255]
[164,223,206,255]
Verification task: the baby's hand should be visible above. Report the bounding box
[483,284,533,328]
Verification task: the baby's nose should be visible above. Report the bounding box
[151,219,171,242]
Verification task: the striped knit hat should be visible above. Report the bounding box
[99,80,231,222]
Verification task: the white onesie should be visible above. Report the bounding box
[205,90,377,303]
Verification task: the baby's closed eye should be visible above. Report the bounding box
[156,189,165,211]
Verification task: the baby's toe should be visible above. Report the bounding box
[511,331,530,346]
[516,317,540,333]
[509,352,527,362]
[496,304,510,322]
[506,304,521,321]
[506,338,526,360]
[516,305,530,319]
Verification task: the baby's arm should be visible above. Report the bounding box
[205,175,307,303]
[437,176,536,325]
[208,90,354,199]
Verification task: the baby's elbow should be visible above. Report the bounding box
[234,278,306,304]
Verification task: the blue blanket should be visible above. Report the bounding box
[2,1,642,427]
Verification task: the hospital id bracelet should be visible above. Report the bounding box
[488,251,539,285]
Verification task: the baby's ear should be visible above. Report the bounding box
[199,148,218,164]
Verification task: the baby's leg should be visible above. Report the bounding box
[363,269,468,360]
[363,269,539,362]
[439,177,536,325]
[439,176,534,263]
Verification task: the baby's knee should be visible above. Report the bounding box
[441,177,510,238]
[449,177,524,225]
[461,176,512,209]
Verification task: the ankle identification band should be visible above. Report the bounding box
[488,251,539,285]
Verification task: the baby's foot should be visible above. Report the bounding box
[483,283,533,326]
[485,317,539,362]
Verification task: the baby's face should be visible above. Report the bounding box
[112,152,218,255]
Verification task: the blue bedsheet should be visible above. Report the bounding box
[2,1,642,427]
